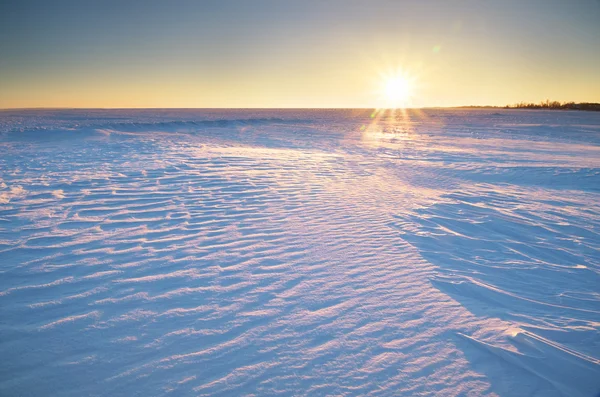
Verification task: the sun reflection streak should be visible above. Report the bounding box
[359,108,420,148]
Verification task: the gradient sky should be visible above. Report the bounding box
[1,0,599,108]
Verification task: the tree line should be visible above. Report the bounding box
[505,100,600,111]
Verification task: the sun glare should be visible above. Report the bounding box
[379,70,416,109]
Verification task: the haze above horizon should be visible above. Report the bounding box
[1,0,599,109]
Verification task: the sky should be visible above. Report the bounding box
[1,0,599,109]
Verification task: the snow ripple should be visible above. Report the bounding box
[0,109,599,396]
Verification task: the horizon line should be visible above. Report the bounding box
[2,102,599,112]
[0,105,566,111]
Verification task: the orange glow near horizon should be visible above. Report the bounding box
[1,48,598,109]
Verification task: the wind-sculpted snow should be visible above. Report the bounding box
[0,109,599,396]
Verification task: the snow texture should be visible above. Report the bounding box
[0,109,599,396]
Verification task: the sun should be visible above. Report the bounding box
[379,70,415,108]
[386,77,411,104]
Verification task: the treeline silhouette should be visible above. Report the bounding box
[505,100,600,111]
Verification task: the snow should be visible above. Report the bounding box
[0,109,599,396]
